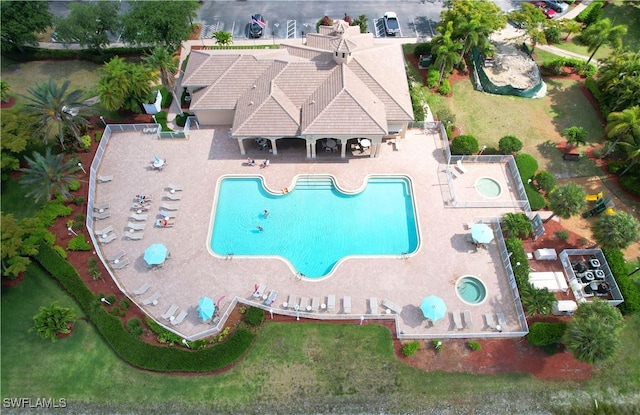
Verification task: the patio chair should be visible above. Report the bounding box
[287,295,298,310]
[111,257,130,270]
[327,295,336,312]
[99,233,117,245]
[381,299,402,314]
[132,282,151,296]
[463,310,473,328]
[311,297,320,312]
[160,202,180,211]
[456,159,468,174]
[98,175,113,183]
[142,291,161,305]
[168,184,184,192]
[127,222,146,231]
[125,232,144,241]
[107,250,126,263]
[253,283,267,298]
[263,290,278,306]
[484,313,496,329]
[450,168,461,179]
[496,312,506,327]
[93,211,111,220]
[343,296,351,314]
[452,310,463,330]
[171,310,188,326]
[369,297,378,314]
[93,203,110,212]
[161,304,179,320]
[300,297,309,312]
[166,192,182,201]
[130,213,148,222]
[94,225,114,236]
[159,210,178,219]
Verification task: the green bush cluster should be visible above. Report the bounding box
[543,27,562,44]
[534,170,556,193]
[619,173,640,197]
[576,0,604,25]
[402,341,420,357]
[53,245,67,259]
[413,43,432,59]
[527,322,567,347]
[95,131,103,142]
[426,69,439,89]
[438,79,451,96]
[68,180,81,192]
[3,46,153,64]
[450,135,479,155]
[505,237,531,288]
[244,306,264,327]
[67,235,91,251]
[604,249,640,315]
[515,153,538,180]
[433,339,443,352]
[467,341,481,351]
[542,58,597,77]
[409,85,425,121]
[584,76,608,116]
[555,230,570,241]
[36,200,73,227]
[127,318,144,337]
[498,135,523,155]
[34,242,256,372]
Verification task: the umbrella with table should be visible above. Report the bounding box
[471,223,494,245]
[420,295,447,322]
[144,243,168,268]
[197,296,215,322]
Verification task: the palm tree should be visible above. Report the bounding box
[431,22,462,85]
[19,148,80,202]
[603,106,640,157]
[618,135,640,176]
[591,211,640,250]
[545,183,587,223]
[580,18,627,65]
[142,46,180,113]
[29,302,77,342]
[212,31,233,46]
[456,18,485,61]
[561,126,588,151]
[562,20,582,41]
[22,79,88,149]
[501,212,533,238]
[521,283,555,316]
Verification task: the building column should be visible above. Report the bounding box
[238,139,246,155]
[270,139,278,155]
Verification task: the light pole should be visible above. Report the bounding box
[68,227,78,236]
[182,339,191,349]
[99,116,106,126]
[100,297,111,305]
[78,162,86,174]
[478,145,487,156]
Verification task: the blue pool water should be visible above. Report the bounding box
[210,176,419,278]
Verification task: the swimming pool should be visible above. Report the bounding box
[474,177,502,199]
[210,175,419,278]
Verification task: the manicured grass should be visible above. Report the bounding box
[550,38,611,63]
[0,60,101,106]
[448,78,603,177]
[604,0,640,53]
[0,177,45,219]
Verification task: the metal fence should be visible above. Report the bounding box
[559,249,624,307]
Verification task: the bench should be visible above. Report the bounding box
[562,153,580,161]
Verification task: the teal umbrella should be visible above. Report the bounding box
[144,243,168,266]
[471,223,494,245]
[197,296,215,321]
[420,295,446,321]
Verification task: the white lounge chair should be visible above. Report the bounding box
[484,313,496,329]
[166,192,182,201]
[456,159,468,174]
[382,298,402,314]
[159,210,178,219]
[107,250,126,263]
[94,225,114,236]
[287,295,297,310]
[93,203,110,212]
[311,297,320,312]
[327,295,336,312]
[112,257,130,270]
[452,310,463,330]
[497,312,506,327]
[162,304,179,320]
[369,297,378,314]
[130,213,148,222]
[126,232,144,240]
[450,168,461,179]
[142,291,161,305]
[97,175,113,183]
[127,222,146,231]
[93,211,111,220]
[160,202,180,211]
[263,290,277,306]
[343,296,351,314]
[463,310,473,328]
[168,184,184,192]
[132,282,151,296]
[99,233,117,244]
[171,310,188,326]
[300,297,309,312]
[253,283,266,298]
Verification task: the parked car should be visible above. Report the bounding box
[544,0,569,13]
[543,7,557,19]
[383,11,400,36]
[249,14,265,38]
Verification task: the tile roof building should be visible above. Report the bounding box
[181,21,414,158]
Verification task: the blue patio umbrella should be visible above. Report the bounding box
[471,223,494,245]
[420,295,447,321]
[144,243,168,266]
[197,296,215,321]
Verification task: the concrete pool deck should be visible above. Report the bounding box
[94,126,527,340]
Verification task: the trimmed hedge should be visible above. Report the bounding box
[515,153,538,181]
[584,76,608,116]
[527,322,567,346]
[34,242,255,372]
[450,135,479,155]
[576,1,604,25]
[505,237,530,289]
[603,249,640,315]
[3,46,153,64]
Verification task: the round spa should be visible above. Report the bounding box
[474,177,502,199]
[456,275,487,305]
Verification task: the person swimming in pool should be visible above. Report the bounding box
[257,225,263,231]
[264,209,269,218]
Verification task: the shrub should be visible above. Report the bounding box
[534,170,556,193]
[515,153,539,182]
[450,135,479,155]
[446,124,456,140]
[525,186,546,211]
[244,306,264,327]
[36,200,73,227]
[52,245,67,259]
[544,27,561,44]
[127,318,144,337]
[527,322,567,347]
[72,196,85,207]
[498,135,523,154]
[619,173,640,197]
[413,42,432,59]
[80,134,91,151]
[577,1,604,26]
[467,341,481,351]
[105,294,117,304]
[585,76,608,116]
[120,298,131,311]
[606,161,625,174]
[435,108,455,126]
[505,237,531,288]
[437,79,451,96]
[67,180,81,192]
[109,306,121,316]
[159,86,173,108]
[578,237,589,246]
[426,68,439,89]
[95,131,102,142]
[604,249,640,315]
[433,339,443,352]
[88,257,97,268]
[89,267,101,280]
[67,235,91,251]
[577,63,597,78]
[555,230,569,241]
[402,341,420,357]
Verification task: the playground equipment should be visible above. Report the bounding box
[583,193,615,218]
[585,191,603,202]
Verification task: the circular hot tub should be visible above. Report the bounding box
[456,275,487,305]
[474,177,502,199]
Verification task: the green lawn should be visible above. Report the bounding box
[3,265,639,413]
[447,78,603,177]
